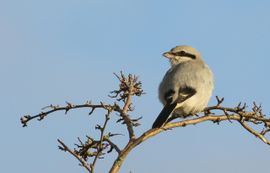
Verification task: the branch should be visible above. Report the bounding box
[239,121,270,145]
[104,138,121,155]
[109,72,144,140]
[91,110,111,171]
[58,139,92,172]
[20,101,114,127]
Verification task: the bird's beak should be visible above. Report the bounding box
[162,52,175,59]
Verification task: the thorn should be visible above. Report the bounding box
[237,102,242,108]
[89,107,95,115]
[215,96,224,106]
[85,100,91,105]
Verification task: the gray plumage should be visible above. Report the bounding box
[152,45,214,128]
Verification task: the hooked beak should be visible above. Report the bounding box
[162,52,175,59]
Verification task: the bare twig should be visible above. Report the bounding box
[91,111,111,171]
[239,121,270,145]
[58,139,92,172]
[109,72,143,140]
[20,103,112,127]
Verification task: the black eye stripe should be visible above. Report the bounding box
[173,51,196,59]
[185,53,196,59]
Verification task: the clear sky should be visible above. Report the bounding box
[1,0,270,173]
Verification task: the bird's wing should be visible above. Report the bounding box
[152,86,196,128]
[177,86,197,103]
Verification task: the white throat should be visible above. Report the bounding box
[170,56,193,66]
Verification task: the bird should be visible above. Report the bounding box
[152,45,214,128]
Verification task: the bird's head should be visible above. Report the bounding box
[163,45,202,66]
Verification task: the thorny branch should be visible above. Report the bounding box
[58,139,92,172]
[20,101,110,127]
[91,110,111,171]
[21,73,270,173]
[109,72,144,139]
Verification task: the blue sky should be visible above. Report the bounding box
[1,0,270,173]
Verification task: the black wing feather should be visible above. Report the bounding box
[152,86,196,128]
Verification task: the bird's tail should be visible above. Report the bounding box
[152,103,177,128]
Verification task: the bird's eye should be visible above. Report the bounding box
[180,51,186,54]
[175,51,186,56]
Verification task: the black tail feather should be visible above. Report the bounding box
[152,103,177,128]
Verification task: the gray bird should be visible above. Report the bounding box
[152,45,214,128]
